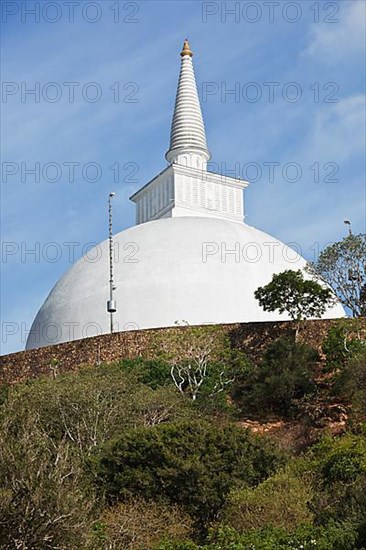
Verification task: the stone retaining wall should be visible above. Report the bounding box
[1,319,365,386]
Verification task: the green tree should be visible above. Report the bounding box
[255,270,335,337]
[91,420,284,530]
[310,233,366,318]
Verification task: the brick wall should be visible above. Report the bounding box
[1,319,365,386]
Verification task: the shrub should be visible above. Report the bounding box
[323,321,365,373]
[223,470,314,532]
[304,433,366,529]
[90,420,284,530]
[308,432,366,486]
[333,347,366,420]
[347,347,366,418]
[93,499,192,549]
[233,337,318,418]
[157,542,198,550]
[0,367,195,548]
[157,522,359,550]
[205,522,359,550]
[118,357,173,389]
[0,411,95,549]
[0,365,139,454]
[0,385,9,406]
[0,365,194,456]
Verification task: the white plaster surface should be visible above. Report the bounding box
[26,217,345,349]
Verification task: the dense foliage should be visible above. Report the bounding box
[0,321,365,548]
[222,470,314,532]
[232,336,318,418]
[157,522,360,550]
[91,420,283,529]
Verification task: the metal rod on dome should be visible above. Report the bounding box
[107,192,117,333]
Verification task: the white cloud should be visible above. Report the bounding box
[304,94,366,163]
[306,0,365,63]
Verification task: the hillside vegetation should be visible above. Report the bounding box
[0,320,365,549]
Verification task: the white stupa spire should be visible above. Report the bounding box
[165,39,211,169]
[130,39,248,226]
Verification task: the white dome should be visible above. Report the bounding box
[26,217,345,349]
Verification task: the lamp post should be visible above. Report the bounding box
[344,219,352,236]
[107,192,116,333]
[344,220,360,283]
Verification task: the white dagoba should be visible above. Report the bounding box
[26,40,345,350]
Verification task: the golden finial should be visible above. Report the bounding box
[180,38,193,57]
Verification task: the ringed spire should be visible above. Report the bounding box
[165,39,211,167]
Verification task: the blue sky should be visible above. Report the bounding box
[1,0,365,354]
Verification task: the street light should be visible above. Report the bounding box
[344,220,360,283]
[344,219,352,236]
[107,192,117,333]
